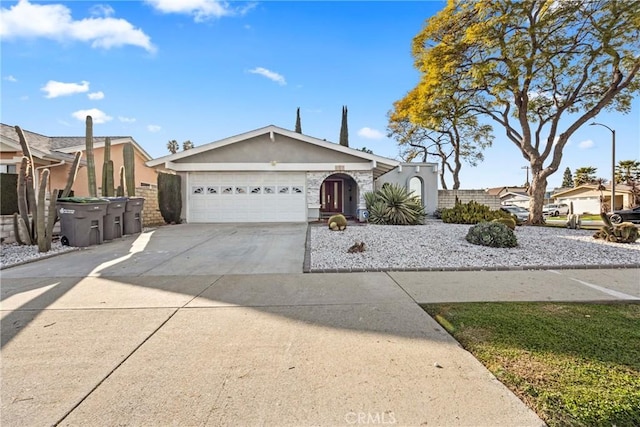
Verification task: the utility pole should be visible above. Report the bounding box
[521,166,530,187]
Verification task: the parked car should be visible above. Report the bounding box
[609,206,640,224]
[543,203,570,216]
[501,205,529,224]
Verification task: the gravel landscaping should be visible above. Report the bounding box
[0,241,78,269]
[309,221,640,272]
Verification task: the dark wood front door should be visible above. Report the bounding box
[321,180,343,213]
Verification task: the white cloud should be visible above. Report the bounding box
[88,91,104,100]
[71,108,112,124]
[144,0,255,22]
[0,0,155,52]
[248,67,286,85]
[5,75,17,82]
[119,116,136,123]
[147,124,162,132]
[578,139,594,149]
[357,127,385,140]
[89,4,115,18]
[41,80,89,98]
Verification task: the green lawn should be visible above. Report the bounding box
[422,303,640,427]
[552,215,603,221]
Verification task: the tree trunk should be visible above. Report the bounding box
[528,172,547,225]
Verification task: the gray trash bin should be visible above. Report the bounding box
[57,198,109,247]
[102,197,128,241]
[123,197,145,235]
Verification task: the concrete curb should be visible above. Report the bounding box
[307,263,639,273]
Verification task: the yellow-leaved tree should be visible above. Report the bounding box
[400,0,640,223]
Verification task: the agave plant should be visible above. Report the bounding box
[364,183,426,225]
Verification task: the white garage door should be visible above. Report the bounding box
[188,172,307,222]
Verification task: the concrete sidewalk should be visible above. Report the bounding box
[1,230,638,425]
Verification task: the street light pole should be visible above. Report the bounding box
[521,165,530,187]
[590,122,616,212]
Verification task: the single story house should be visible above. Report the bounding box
[1,123,156,196]
[147,125,438,223]
[552,184,635,214]
[486,186,532,209]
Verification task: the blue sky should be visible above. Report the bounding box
[1,0,638,190]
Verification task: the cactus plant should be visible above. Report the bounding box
[123,142,135,196]
[492,217,516,230]
[101,137,115,197]
[328,214,347,231]
[62,151,82,198]
[117,166,125,196]
[593,212,639,243]
[15,157,32,244]
[12,125,79,251]
[85,115,97,197]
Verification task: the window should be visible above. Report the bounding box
[409,177,422,201]
[222,187,233,194]
[264,186,275,194]
[207,186,218,194]
[250,186,261,194]
[292,186,303,194]
[0,164,17,174]
[278,186,290,194]
[192,186,204,194]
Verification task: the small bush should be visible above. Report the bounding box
[0,173,18,215]
[158,172,182,224]
[442,200,510,224]
[466,221,518,248]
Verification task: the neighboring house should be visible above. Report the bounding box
[552,184,635,214]
[147,125,438,223]
[0,123,156,196]
[486,186,531,208]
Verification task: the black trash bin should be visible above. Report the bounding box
[56,198,109,247]
[102,197,128,241]
[123,197,145,235]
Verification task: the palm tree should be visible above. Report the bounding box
[615,159,640,184]
[573,166,597,186]
[167,139,179,154]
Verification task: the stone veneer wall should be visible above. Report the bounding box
[306,170,374,208]
[437,189,501,210]
[136,186,164,227]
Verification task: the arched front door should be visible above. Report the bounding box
[320,173,358,218]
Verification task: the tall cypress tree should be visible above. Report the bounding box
[339,105,349,147]
[295,107,302,133]
[562,167,573,188]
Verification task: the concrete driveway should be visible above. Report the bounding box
[1,223,308,278]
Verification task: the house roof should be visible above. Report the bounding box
[552,184,634,198]
[147,125,401,178]
[0,123,152,162]
[0,123,74,162]
[486,186,528,196]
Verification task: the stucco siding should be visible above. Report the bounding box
[376,163,439,215]
[173,134,369,164]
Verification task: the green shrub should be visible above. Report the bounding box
[0,173,18,215]
[466,221,518,248]
[442,200,510,224]
[492,217,516,230]
[158,172,182,224]
[364,184,425,225]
